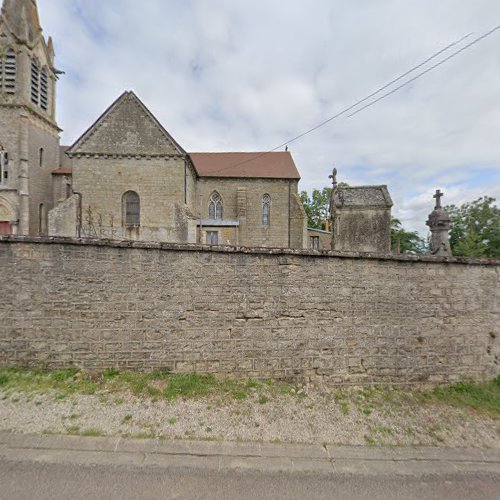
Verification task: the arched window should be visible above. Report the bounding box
[1,48,16,95]
[0,147,8,184]
[123,191,140,226]
[31,58,40,105]
[40,67,48,111]
[209,192,223,220]
[262,194,271,226]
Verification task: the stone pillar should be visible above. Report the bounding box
[237,187,247,246]
[426,189,452,256]
[18,112,30,235]
[329,168,338,251]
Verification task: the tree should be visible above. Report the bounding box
[445,197,500,259]
[300,184,349,230]
[300,187,331,230]
[391,218,426,254]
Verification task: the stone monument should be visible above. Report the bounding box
[329,169,393,253]
[426,190,453,256]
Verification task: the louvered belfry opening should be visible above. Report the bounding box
[1,49,17,94]
[40,67,48,110]
[31,58,40,105]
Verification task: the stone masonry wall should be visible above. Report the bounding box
[72,157,189,242]
[196,178,305,249]
[0,238,498,385]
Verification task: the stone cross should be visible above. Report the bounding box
[329,168,338,188]
[427,189,452,256]
[433,189,444,209]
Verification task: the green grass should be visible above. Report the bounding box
[121,414,133,425]
[1,368,497,418]
[421,377,500,417]
[81,428,103,437]
[0,368,304,404]
[163,373,217,400]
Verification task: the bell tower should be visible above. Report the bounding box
[0,0,61,235]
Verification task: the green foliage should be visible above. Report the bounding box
[446,197,500,259]
[232,390,247,400]
[81,428,103,437]
[300,187,332,230]
[52,368,79,382]
[422,377,500,417]
[391,218,426,254]
[163,373,217,400]
[103,368,120,380]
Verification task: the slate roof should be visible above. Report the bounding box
[333,186,393,208]
[189,152,300,180]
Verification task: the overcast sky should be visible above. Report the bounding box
[37,0,500,235]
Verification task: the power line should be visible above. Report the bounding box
[210,25,498,174]
[347,24,500,118]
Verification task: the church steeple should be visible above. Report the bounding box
[0,0,60,237]
[1,0,42,45]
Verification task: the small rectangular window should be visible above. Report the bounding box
[207,231,219,245]
[0,151,8,184]
[310,236,320,250]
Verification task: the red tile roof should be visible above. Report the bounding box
[189,152,300,179]
[52,167,72,175]
[53,149,301,180]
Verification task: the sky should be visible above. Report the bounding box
[37,0,500,236]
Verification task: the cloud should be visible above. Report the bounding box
[37,0,500,235]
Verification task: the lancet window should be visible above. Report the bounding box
[262,194,271,225]
[209,192,223,220]
[0,147,9,184]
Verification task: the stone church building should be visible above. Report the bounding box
[0,0,308,248]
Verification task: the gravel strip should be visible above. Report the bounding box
[1,388,499,448]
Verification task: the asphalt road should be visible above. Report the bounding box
[1,459,499,500]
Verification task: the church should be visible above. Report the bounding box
[0,0,309,249]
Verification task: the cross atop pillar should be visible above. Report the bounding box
[329,168,338,189]
[433,189,444,209]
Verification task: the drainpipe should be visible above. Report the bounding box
[184,159,188,205]
[72,190,82,238]
[288,181,291,248]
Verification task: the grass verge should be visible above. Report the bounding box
[421,377,500,417]
[0,368,301,403]
[0,368,499,419]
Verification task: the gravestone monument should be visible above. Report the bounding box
[329,169,393,253]
[426,189,453,256]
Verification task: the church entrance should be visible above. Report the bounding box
[0,221,11,235]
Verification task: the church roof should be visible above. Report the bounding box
[66,91,186,157]
[333,186,393,208]
[189,152,301,180]
[1,0,41,44]
[64,90,301,180]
